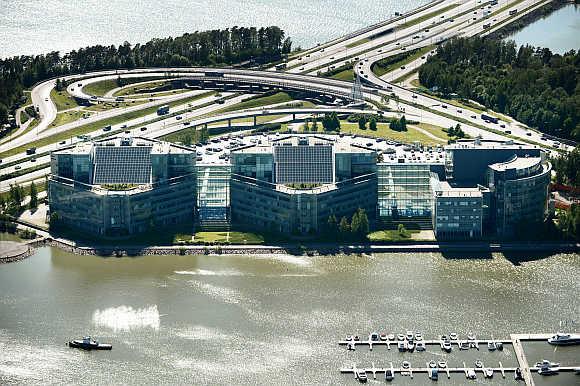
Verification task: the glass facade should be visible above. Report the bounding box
[378,164,433,217]
[196,165,231,221]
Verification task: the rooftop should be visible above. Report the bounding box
[488,155,543,172]
[446,138,538,151]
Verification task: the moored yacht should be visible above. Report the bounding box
[356,368,368,383]
[537,365,559,376]
[534,360,560,368]
[385,369,394,381]
[68,336,112,350]
[416,341,426,351]
[547,332,580,345]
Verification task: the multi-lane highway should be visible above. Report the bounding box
[1,0,572,193]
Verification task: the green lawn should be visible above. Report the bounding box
[330,68,354,81]
[372,45,434,78]
[113,80,167,97]
[50,89,80,111]
[193,231,265,244]
[82,79,119,96]
[84,99,147,112]
[217,92,294,113]
[346,37,370,48]
[335,121,449,146]
[367,229,420,242]
[50,110,91,127]
[0,93,215,159]
[400,4,458,28]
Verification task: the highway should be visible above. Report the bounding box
[0,0,572,193]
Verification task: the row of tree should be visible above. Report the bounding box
[0,182,38,216]
[552,146,580,188]
[326,208,370,239]
[0,26,293,124]
[389,115,407,132]
[418,37,580,140]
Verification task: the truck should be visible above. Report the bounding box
[481,114,499,124]
[157,105,170,115]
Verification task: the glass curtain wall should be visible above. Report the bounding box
[196,165,231,222]
[378,164,433,217]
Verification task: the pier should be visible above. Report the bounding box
[339,333,580,385]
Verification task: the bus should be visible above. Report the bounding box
[481,114,499,124]
[157,105,170,115]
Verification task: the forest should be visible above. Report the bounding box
[418,37,580,140]
[0,26,292,124]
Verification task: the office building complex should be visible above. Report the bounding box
[48,137,196,236]
[48,134,551,240]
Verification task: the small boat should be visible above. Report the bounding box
[407,341,415,352]
[467,333,476,341]
[405,331,414,340]
[398,341,407,352]
[416,341,426,351]
[442,340,452,352]
[387,333,395,341]
[68,336,112,350]
[487,341,496,351]
[402,361,411,369]
[440,334,448,341]
[380,333,388,341]
[415,332,423,341]
[356,368,368,383]
[484,368,493,378]
[354,336,360,341]
[449,332,458,340]
[346,335,353,341]
[547,332,580,346]
[496,342,503,351]
[438,361,447,369]
[370,332,379,341]
[537,365,559,376]
[429,367,439,381]
[466,369,476,379]
[347,342,356,350]
[428,360,437,368]
[397,333,405,341]
[385,369,394,381]
[514,368,524,380]
[534,360,560,368]
[475,360,483,368]
[459,341,470,350]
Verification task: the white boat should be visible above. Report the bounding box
[428,360,437,368]
[397,333,405,341]
[547,332,580,345]
[449,332,458,340]
[459,341,470,350]
[442,340,452,352]
[487,341,496,351]
[385,369,394,381]
[398,341,407,352]
[496,342,503,351]
[356,369,368,382]
[537,365,559,376]
[475,360,483,368]
[467,333,476,341]
[484,368,493,378]
[534,360,560,368]
[380,333,387,341]
[402,361,411,369]
[514,368,524,380]
[407,341,415,352]
[387,333,395,341]
[466,369,477,379]
[415,332,423,341]
[416,341,426,351]
[345,335,353,341]
[438,361,447,369]
[405,331,414,340]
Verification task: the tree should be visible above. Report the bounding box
[357,208,369,235]
[398,223,408,237]
[358,116,367,130]
[199,126,209,143]
[29,182,38,210]
[400,115,407,131]
[327,214,338,235]
[339,216,351,234]
[182,132,193,146]
[351,210,360,234]
[312,117,318,131]
[369,117,377,131]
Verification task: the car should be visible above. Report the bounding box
[121,124,127,129]
[457,109,462,113]
[471,115,477,119]
[378,49,382,52]
[442,105,447,109]
[473,17,477,20]
[425,29,430,32]
[413,35,419,39]
[306,54,310,58]
[299,67,304,71]
[401,47,406,50]
[183,121,191,126]
[176,116,182,120]
[330,56,335,59]
[421,56,425,59]
[526,132,532,136]
[412,94,417,99]
[400,66,406,70]
[59,141,66,145]
[125,130,130,134]
[44,97,48,102]
[140,127,147,131]
[500,124,506,128]
[505,130,511,134]
[364,74,368,78]
[15,165,21,170]
[30,158,36,162]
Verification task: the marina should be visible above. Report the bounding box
[339,332,580,385]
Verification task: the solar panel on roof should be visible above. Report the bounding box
[93,146,153,184]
